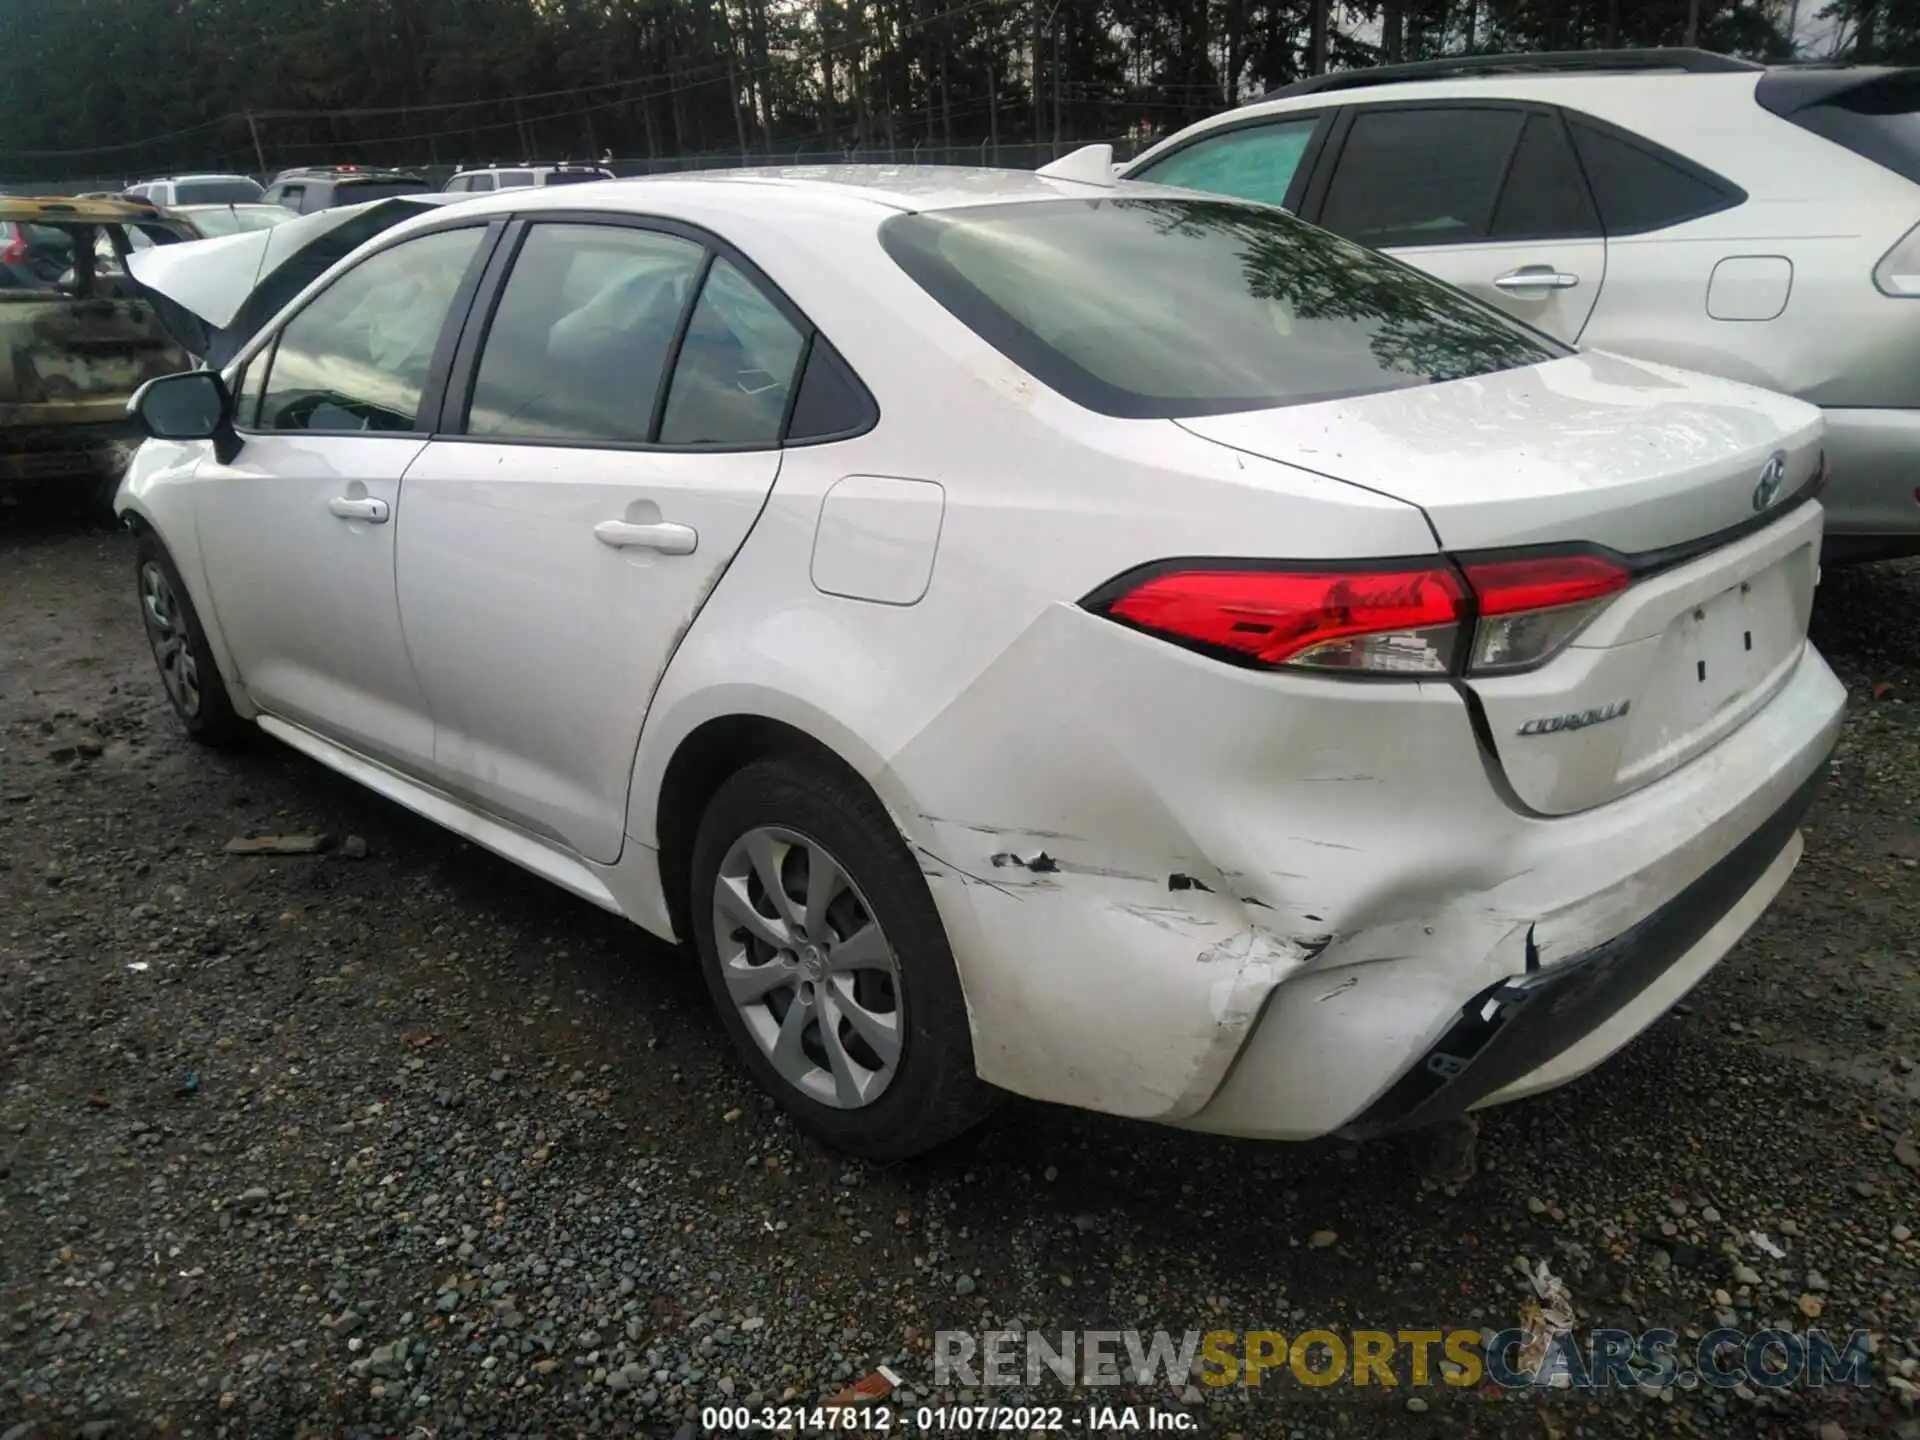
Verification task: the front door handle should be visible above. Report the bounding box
[1493,265,1581,293]
[328,495,389,523]
[594,519,698,555]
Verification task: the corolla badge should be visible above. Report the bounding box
[1518,699,1631,736]
[1752,450,1788,512]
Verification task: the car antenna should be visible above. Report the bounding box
[1035,143,1117,187]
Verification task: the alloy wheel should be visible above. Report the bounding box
[710,825,904,1108]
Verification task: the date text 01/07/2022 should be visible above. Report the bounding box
[698,1403,1199,1431]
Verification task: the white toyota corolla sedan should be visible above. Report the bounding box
[117,165,1845,1159]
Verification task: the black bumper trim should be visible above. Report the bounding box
[1342,760,1830,1139]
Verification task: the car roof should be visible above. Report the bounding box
[172,202,285,213]
[441,165,1174,218]
[1129,68,1770,166]
[0,194,178,224]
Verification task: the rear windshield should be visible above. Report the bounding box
[336,179,428,202]
[172,178,264,204]
[878,197,1564,419]
[1762,71,1920,186]
[184,206,288,237]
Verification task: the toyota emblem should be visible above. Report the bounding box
[1752,450,1787,511]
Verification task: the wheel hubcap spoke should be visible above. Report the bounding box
[722,953,794,1004]
[768,988,816,1084]
[745,831,803,932]
[803,845,844,939]
[827,975,901,1069]
[715,872,791,950]
[827,921,888,974]
[816,989,874,1107]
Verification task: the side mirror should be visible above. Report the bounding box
[129,370,240,462]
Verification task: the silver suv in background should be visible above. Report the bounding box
[442,162,614,193]
[1123,49,1920,560]
[124,174,264,207]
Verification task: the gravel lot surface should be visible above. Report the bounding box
[2,517,1918,1440]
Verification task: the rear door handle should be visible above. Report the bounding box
[1493,266,1581,293]
[328,495,389,523]
[594,519,698,555]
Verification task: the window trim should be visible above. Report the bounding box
[1128,109,1336,213]
[235,218,506,439]
[433,209,878,455]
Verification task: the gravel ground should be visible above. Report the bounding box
[2,516,1918,1440]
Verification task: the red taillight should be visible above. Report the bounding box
[1459,554,1629,674]
[1461,555,1630,616]
[0,225,24,267]
[1090,551,1632,678]
[1100,565,1469,675]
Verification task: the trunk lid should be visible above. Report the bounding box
[1176,350,1825,554]
[1178,351,1827,814]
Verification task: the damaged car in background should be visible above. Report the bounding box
[116,167,1844,1160]
[0,195,194,508]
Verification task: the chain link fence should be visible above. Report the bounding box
[5,136,1148,196]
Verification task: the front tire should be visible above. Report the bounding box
[134,532,249,748]
[689,755,996,1160]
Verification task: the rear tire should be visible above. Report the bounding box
[134,532,250,749]
[689,755,997,1160]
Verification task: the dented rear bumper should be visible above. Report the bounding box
[1339,760,1827,1139]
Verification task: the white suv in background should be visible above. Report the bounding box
[1124,49,1920,560]
[442,162,615,194]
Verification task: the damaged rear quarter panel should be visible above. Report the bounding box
[887,602,1526,1122]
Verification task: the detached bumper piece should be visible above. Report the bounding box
[1343,762,1829,1139]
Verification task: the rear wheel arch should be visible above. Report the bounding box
[656,714,905,947]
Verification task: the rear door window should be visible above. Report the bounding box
[1317,106,1526,248]
[464,222,707,443]
[497,171,535,189]
[1131,117,1324,210]
[1489,113,1600,240]
[880,196,1564,420]
[1566,120,1743,234]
